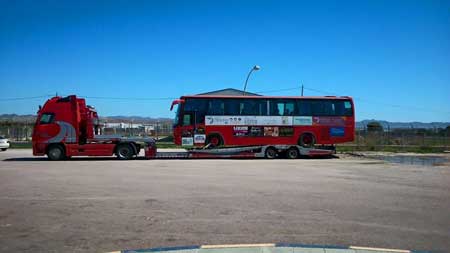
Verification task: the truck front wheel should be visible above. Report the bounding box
[116,144,134,160]
[47,145,65,161]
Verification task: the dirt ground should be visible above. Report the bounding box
[0,149,449,253]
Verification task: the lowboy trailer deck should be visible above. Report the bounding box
[144,144,334,159]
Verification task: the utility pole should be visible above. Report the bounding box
[301,84,304,96]
[156,121,159,140]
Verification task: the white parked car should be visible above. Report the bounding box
[0,136,10,151]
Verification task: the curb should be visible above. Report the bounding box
[108,243,434,253]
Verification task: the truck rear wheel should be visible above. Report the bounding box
[265,147,277,159]
[47,145,65,161]
[116,144,134,160]
[286,147,299,159]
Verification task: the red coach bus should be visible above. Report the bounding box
[170,95,354,148]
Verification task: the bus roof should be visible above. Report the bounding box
[180,95,353,100]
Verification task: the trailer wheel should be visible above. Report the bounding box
[206,134,223,148]
[299,133,316,148]
[265,147,277,159]
[47,145,65,161]
[286,147,300,159]
[116,144,134,160]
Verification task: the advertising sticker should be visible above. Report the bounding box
[264,127,279,137]
[313,116,345,126]
[205,116,293,126]
[330,127,345,137]
[233,126,249,136]
[279,127,294,136]
[293,116,313,126]
[193,134,206,144]
[182,137,194,146]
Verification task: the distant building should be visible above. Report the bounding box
[197,88,261,96]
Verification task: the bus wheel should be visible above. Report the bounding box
[286,147,299,159]
[299,133,316,148]
[116,144,134,160]
[47,145,65,161]
[265,147,277,159]
[206,134,223,148]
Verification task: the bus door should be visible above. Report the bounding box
[179,110,201,146]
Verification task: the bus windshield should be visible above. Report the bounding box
[173,103,180,126]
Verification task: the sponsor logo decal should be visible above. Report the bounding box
[264,127,279,137]
[182,137,194,146]
[330,127,345,137]
[233,126,249,136]
[293,116,313,126]
[205,116,293,126]
[193,134,206,144]
[313,117,345,126]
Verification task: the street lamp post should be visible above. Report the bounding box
[243,65,261,95]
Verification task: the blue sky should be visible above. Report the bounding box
[0,0,449,122]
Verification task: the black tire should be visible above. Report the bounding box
[205,134,223,148]
[299,133,316,148]
[116,144,134,160]
[286,147,300,159]
[265,147,277,159]
[1,148,7,151]
[47,145,65,161]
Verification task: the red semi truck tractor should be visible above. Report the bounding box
[32,95,155,160]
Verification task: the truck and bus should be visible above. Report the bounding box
[32,94,354,160]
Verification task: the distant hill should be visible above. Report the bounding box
[101,116,172,123]
[0,114,36,122]
[0,114,172,124]
[356,120,450,129]
[1,114,449,129]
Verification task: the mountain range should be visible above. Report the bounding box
[1,114,449,129]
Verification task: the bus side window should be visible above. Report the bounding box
[298,100,312,116]
[240,100,261,115]
[259,100,268,116]
[277,103,284,116]
[285,102,295,115]
[271,100,296,116]
[269,102,282,116]
[224,99,240,115]
[208,99,224,115]
[343,101,353,116]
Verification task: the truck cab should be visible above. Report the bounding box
[32,95,153,160]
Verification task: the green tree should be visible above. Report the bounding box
[367,121,384,132]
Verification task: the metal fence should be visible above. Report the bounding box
[346,127,450,151]
[0,122,34,141]
[1,122,449,150]
[0,121,174,141]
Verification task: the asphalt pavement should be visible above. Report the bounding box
[0,149,449,253]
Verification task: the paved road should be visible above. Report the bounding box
[0,149,449,253]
